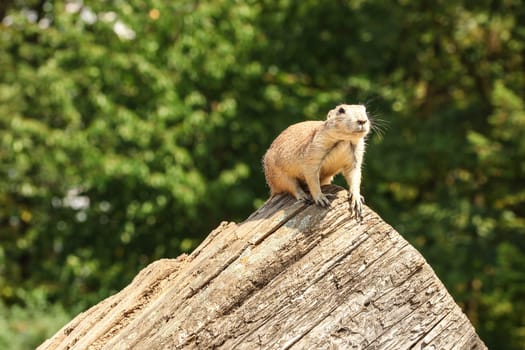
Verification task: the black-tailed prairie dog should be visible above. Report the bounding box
[263,104,370,219]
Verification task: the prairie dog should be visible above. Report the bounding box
[263,104,370,219]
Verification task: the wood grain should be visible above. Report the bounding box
[38,185,487,350]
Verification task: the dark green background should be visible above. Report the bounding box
[1,0,524,349]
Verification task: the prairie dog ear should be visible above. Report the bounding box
[326,108,337,119]
[327,104,348,119]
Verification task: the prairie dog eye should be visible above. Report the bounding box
[337,107,345,114]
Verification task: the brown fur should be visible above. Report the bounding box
[263,104,370,218]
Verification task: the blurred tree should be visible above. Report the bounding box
[0,0,523,349]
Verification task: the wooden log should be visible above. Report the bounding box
[38,185,487,350]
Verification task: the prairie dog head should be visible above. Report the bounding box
[325,104,370,139]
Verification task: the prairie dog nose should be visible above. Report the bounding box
[357,119,368,125]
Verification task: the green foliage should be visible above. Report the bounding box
[0,1,524,349]
[0,291,72,350]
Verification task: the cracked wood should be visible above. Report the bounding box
[37,185,487,350]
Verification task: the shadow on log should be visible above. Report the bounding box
[38,185,487,350]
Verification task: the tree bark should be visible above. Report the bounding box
[38,186,487,350]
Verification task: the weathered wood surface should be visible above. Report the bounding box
[38,185,487,350]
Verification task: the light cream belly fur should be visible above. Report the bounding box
[284,140,352,186]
